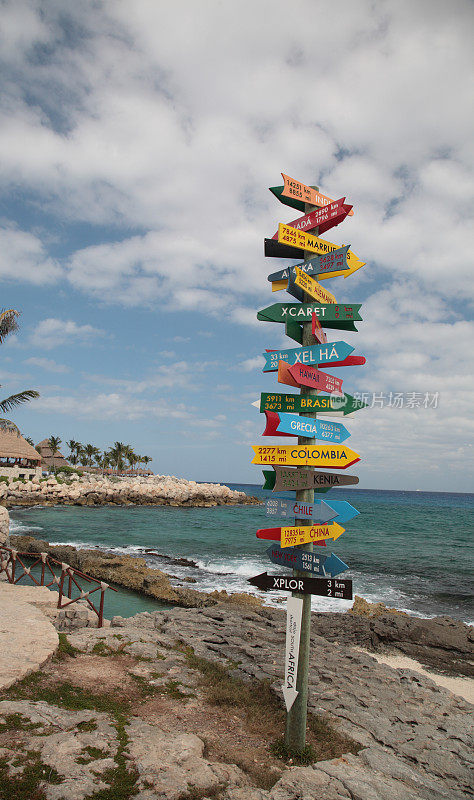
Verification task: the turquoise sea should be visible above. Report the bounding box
[9,486,474,624]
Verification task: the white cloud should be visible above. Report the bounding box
[0,225,62,284]
[29,319,106,350]
[238,356,265,372]
[24,356,70,373]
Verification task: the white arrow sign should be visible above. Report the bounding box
[282,595,303,712]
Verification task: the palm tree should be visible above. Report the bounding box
[47,435,62,474]
[142,455,153,472]
[124,445,138,473]
[66,439,81,465]
[0,310,39,430]
[25,435,35,446]
[83,444,101,467]
[109,442,127,474]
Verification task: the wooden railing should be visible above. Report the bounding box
[0,546,117,627]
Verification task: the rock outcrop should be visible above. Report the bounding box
[0,472,259,509]
[0,505,9,546]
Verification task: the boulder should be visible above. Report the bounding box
[0,506,9,546]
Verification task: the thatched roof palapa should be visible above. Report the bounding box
[0,429,41,461]
[36,439,70,468]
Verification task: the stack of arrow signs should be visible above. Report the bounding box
[248,173,367,712]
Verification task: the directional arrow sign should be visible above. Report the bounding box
[293,268,336,304]
[256,523,346,546]
[259,391,368,416]
[251,444,360,469]
[257,302,362,325]
[279,361,344,394]
[248,572,353,599]
[312,313,327,343]
[262,341,353,372]
[265,498,337,522]
[268,247,350,281]
[262,470,332,493]
[266,545,349,578]
[262,411,351,443]
[264,351,365,372]
[278,224,364,272]
[271,199,353,240]
[269,466,360,492]
[282,595,303,711]
[276,413,351,443]
[269,174,354,216]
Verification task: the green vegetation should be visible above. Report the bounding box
[0,750,63,800]
[54,633,80,660]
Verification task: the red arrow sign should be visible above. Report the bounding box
[263,410,295,437]
[272,199,353,239]
[312,313,327,344]
[278,361,343,394]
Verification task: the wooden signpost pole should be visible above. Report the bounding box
[285,189,320,751]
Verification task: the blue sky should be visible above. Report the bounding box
[1,0,473,491]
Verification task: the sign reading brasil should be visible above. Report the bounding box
[262,341,353,372]
[259,391,368,415]
[251,444,360,468]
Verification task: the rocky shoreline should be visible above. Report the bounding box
[8,534,474,678]
[0,472,260,508]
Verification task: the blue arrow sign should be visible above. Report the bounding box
[323,500,359,524]
[276,413,351,443]
[266,545,349,578]
[265,498,337,522]
[262,341,354,372]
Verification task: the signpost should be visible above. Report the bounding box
[258,391,368,416]
[251,173,364,754]
[271,199,353,239]
[279,362,344,394]
[262,341,354,372]
[248,571,353,599]
[265,497,337,522]
[263,466,360,492]
[266,545,349,578]
[256,522,346,546]
[251,444,360,468]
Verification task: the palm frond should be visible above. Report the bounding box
[0,390,40,412]
[0,418,20,434]
[0,309,20,343]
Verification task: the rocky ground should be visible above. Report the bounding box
[0,472,259,508]
[0,603,472,800]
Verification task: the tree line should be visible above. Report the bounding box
[42,436,153,473]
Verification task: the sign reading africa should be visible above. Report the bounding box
[262,341,353,372]
[251,444,360,468]
[258,391,368,415]
[278,224,364,271]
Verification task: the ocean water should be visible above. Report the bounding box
[8,485,474,623]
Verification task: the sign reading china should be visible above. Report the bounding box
[251,444,360,468]
[278,224,364,270]
[281,174,354,215]
[294,267,336,305]
[256,523,346,546]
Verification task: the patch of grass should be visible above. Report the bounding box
[162,680,190,700]
[76,745,110,764]
[0,749,63,800]
[76,720,98,732]
[83,713,139,800]
[0,713,42,734]
[2,676,130,716]
[91,640,113,656]
[54,633,79,660]
[271,738,318,765]
[112,634,123,639]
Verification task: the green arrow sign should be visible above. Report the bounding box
[257,302,362,333]
[259,392,368,416]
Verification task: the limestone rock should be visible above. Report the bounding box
[0,505,9,546]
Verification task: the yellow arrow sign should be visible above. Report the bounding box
[281,523,345,548]
[278,224,364,272]
[294,267,336,304]
[251,444,360,469]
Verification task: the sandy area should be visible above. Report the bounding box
[358,648,474,704]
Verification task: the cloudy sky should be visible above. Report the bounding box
[1,0,473,491]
